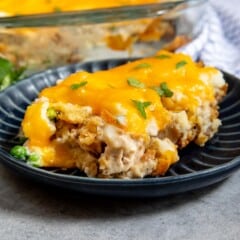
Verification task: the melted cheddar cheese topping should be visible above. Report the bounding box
[0,0,167,16]
[21,51,219,167]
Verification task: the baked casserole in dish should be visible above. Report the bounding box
[0,0,207,72]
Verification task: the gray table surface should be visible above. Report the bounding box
[1,1,240,239]
[0,166,239,240]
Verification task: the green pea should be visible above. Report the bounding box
[47,107,57,120]
[10,145,28,160]
[28,153,40,167]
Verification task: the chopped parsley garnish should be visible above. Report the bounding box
[176,60,187,69]
[0,57,25,91]
[152,82,173,98]
[53,6,62,12]
[70,81,88,90]
[127,77,145,88]
[155,54,171,59]
[133,63,151,70]
[131,100,151,119]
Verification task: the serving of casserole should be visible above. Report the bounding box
[13,51,227,179]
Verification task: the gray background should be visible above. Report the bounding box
[0,0,239,239]
[0,167,239,240]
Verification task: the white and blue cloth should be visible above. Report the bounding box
[179,1,240,77]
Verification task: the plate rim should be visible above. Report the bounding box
[0,148,240,186]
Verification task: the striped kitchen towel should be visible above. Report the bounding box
[179,2,240,77]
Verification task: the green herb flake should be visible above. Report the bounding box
[131,100,151,119]
[133,63,151,70]
[152,82,173,98]
[176,60,187,69]
[70,81,88,90]
[155,54,171,60]
[160,82,174,97]
[151,86,164,97]
[53,6,62,12]
[127,77,145,88]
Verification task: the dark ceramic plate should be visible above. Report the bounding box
[0,59,240,197]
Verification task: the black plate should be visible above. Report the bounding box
[0,59,240,197]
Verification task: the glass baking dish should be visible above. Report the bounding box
[0,0,208,73]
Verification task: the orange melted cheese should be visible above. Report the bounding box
[0,0,166,16]
[22,51,218,167]
[22,101,54,147]
[22,101,77,167]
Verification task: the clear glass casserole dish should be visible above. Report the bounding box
[0,0,208,73]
